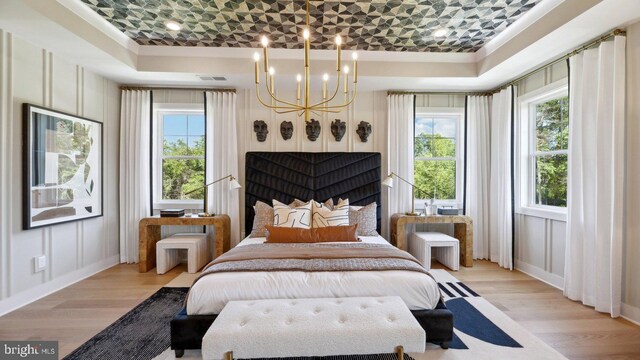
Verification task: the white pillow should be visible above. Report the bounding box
[273,200,312,228]
[312,198,349,228]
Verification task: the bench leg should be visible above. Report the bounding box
[224,351,233,360]
[396,345,404,360]
[174,349,184,358]
[440,341,450,349]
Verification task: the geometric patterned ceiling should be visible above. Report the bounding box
[80,0,541,52]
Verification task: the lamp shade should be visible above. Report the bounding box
[229,178,242,190]
[382,175,394,188]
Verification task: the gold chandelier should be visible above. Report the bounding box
[253,0,358,123]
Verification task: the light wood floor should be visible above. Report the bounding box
[0,261,639,359]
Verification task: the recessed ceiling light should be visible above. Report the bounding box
[166,21,181,31]
[434,28,447,38]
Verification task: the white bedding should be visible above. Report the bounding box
[186,235,441,315]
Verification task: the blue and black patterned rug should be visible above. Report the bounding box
[64,270,566,360]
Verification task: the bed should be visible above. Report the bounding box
[170,152,454,356]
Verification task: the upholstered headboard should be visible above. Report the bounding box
[245,152,381,235]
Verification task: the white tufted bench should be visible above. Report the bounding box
[201,296,426,360]
[410,232,459,271]
[156,233,208,274]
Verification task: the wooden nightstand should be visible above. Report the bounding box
[138,215,231,273]
[390,213,473,267]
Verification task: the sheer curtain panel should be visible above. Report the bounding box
[489,87,513,270]
[205,91,240,248]
[119,90,151,263]
[465,95,492,260]
[564,37,626,317]
[387,94,415,216]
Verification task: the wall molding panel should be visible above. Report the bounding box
[0,30,120,314]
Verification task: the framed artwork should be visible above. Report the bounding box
[23,104,103,230]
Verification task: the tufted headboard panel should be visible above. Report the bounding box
[245,152,381,236]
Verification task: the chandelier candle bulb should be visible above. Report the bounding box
[261,36,269,72]
[343,66,349,94]
[296,74,301,100]
[323,73,328,99]
[336,35,342,71]
[352,53,358,83]
[269,67,275,94]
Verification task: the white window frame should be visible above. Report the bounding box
[413,107,465,210]
[153,104,205,210]
[516,80,568,221]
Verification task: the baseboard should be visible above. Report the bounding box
[0,255,119,316]
[622,303,640,326]
[515,260,564,290]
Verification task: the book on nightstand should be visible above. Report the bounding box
[160,209,185,217]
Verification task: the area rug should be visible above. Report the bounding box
[65,271,567,360]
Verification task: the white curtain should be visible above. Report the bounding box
[205,91,240,249]
[387,94,415,216]
[119,90,152,263]
[465,96,492,260]
[564,37,625,317]
[489,87,513,270]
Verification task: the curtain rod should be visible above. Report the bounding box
[389,28,626,97]
[492,28,626,92]
[387,91,493,96]
[119,86,236,93]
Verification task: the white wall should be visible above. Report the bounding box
[0,29,120,315]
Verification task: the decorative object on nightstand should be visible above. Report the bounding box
[382,172,429,216]
[184,175,241,217]
[160,209,185,217]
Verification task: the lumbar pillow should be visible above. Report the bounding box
[313,224,359,242]
[312,198,349,228]
[264,226,315,243]
[349,202,378,236]
[273,200,312,228]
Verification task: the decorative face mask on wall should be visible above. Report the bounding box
[280,121,293,140]
[356,121,372,142]
[306,119,321,141]
[330,119,346,142]
[253,120,268,142]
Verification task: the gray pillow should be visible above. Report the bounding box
[249,201,274,237]
[349,202,378,236]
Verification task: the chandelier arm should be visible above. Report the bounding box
[274,108,305,114]
[311,86,358,109]
[255,85,301,111]
[262,70,301,108]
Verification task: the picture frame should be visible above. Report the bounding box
[23,104,103,230]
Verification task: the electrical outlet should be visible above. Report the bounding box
[34,255,46,272]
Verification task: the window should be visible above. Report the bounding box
[518,81,568,218]
[532,97,569,207]
[413,109,463,205]
[154,106,205,206]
